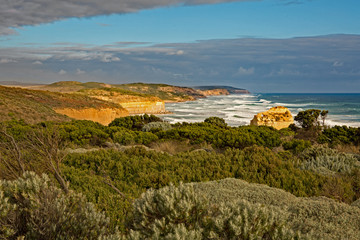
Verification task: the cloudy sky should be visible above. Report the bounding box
[0,0,359,92]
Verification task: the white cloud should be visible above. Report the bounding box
[333,61,343,67]
[268,68,300,76]
[32,60,43,65]
[236,66,254,75]
[167,50,185,55]
[0,58,17,63]
[76,68,85,74]
[100,54,121,62]
[58,69,67,75]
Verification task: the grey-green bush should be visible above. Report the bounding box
[300,146,360,175]
[193,178,360,240]
[142,121,172,132]
[127,182,302,239]
[0,172,116,240]
[352,198,360,208]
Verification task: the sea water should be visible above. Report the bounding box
[161,93,360,127]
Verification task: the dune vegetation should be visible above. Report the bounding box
[0,108,360,239]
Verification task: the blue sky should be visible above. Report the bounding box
[4,0,360,46]
[0,0,359,92]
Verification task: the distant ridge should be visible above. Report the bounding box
[0,81,42,86]
[193,85,250,94]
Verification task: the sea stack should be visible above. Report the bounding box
[250,106,294,130]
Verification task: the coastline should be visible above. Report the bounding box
[161,93,360,128]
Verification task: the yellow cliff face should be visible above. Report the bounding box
[250,106,294,130]
[83,90,166,115]
[54,108,129,125]
[119,101,166,114]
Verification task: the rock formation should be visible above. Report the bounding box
[250,106,294,130]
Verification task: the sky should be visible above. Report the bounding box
[0,0,359,92]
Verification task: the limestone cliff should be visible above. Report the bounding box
[54,107,128,125]
[81,89,167,115]
[250,106,294,130]
[119,101,166,114]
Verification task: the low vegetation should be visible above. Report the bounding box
[0,108,360,239]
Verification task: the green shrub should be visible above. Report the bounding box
[279,127,296,137]
[204,116,228,128]
[157,123,281,149]
[135,132,158,145]
[62,145,336,229]
[112,128,158,145]
[319,125,360,146]
[294,109,327,129]
[283,139,312,155]
[109,114,163,130]
[113,130,137,145]
[58,120,109,146]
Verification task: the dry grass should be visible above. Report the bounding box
[149,140,193,155]
[334,144,360,155]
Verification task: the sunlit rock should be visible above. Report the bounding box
[250,106,294,130]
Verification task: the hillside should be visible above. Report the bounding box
[111,82,207,102]
[193,85,250,94]
[27,81,206,102]
[22,81,250,102]
[0,81,42,86]
[29,81,112,93]
[0,86,127,124]
[1,81,250,124]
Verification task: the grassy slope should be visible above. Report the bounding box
[32,81,112,93]
[34,81,170,101]
[78,88,160,102]
[0,86,125,123]
[29,81,218,102]
[112,82,205,102]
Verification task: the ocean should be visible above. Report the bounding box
[161,93,360,127]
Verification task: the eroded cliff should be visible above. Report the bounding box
[54,107,128,125]
[250,106,294,130]
[81,89,167,115]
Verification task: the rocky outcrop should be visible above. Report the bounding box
[54,107,128,125]
[250,106,294,130]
